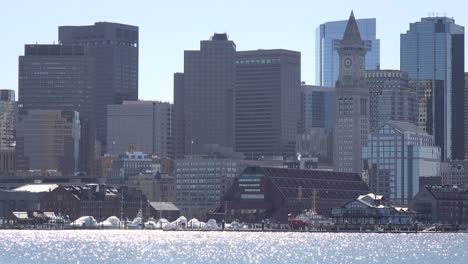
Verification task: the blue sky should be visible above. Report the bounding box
[1,0,466,102]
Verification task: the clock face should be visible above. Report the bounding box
[344,58,353,68]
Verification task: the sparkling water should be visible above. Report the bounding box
[0,230,467,263]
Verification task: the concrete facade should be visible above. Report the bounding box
[0,90,16,150]
[334,12,370,173]
[18,44,95,175]
[59,22,139,153]
[107,101,173,158]
[174,33,236,158]
[234,49,301,158]
[366,70,418,133]
[15,110,81,175]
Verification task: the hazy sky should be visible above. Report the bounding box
[1,0,466,102]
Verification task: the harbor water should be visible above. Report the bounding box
[0,230,467,263]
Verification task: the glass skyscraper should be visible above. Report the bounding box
[362,120,440,205]
[400,17,465,161]
[316,18,380,87]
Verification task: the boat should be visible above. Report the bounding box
[226,219,242,230]
[70,216,98,229]
[127,217,144,230]
[203,219,221,230]
[99,216,122,229]
[187,218,205,229]
[155,218,170,229]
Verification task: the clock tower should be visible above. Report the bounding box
[334,11,370,174]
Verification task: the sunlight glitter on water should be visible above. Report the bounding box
[0,230,467,264]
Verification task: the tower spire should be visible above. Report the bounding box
[341,11,363,45]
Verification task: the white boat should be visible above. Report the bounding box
[203,219,221,230]
[187,218,205,229]
[99,216,122,229]
[227,219,242,230]
[70,216,98,228]
[127,217,144,230]
[155,218,170,229]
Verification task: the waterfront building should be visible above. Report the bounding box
[0,184,59,219]
[125,172,176,203]
[40,184,147,221]
[440,160,468,186]
[107,101,173,158]
[18,44,95,174]
[401,17,465,160]
[332,193,415,225]
[107,151,158,184]
[412,185,468,226]
[214,166,370,224]
[334,12,370,173]
[366,70,418,133]
[235,49,301,158]
[174,156,283,219]
[59,22,139,152]
[174,33,236,158]
[362,120,441,205]
[0,90,16,150]
[316,17,380,87]
[15,110,81,176]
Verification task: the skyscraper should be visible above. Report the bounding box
[0,90,16,150]
[334,12,370,173]
[316,17,380,87]
[401,17,465,160]
[366,70,418,132]
[174,33,236,157]
[59,22,139,152]
[235,49,301,158]
[363,121,440,205]
[16,110,81,175]
[301,85,335,131]
[18,44,95,174]
[107,101,173,158]
[298,85,335,164]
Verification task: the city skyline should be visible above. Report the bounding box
[1,0,467,102]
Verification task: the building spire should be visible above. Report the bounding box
[341,11,363,45]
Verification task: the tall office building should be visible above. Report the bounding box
[107,101,173,158]
[298,85,335,164]
[316,17,380,87]
[173,73,185,159]
[18,44,95,174]
[301,85,335,131]
[401,17,465,160]
[235,49,301,158]
[465,73,468,160]
[409,80,445,144]
[334,12,370,173]
[174,33,236,157]
[16,110,81,175]
[363,121,440,205]
[366,70,418,132]
[0,90,16,150]
[59,22,139,152]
